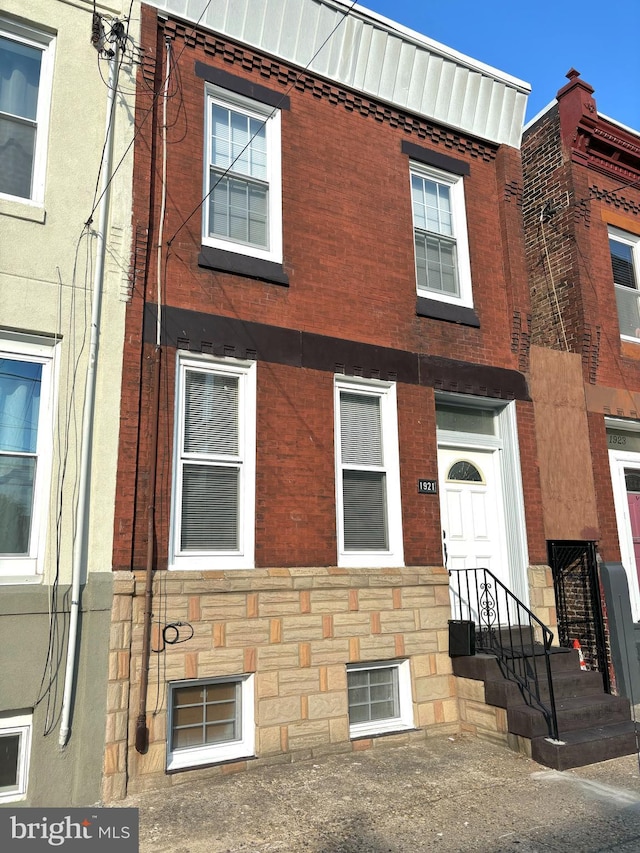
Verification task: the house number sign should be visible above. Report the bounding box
[418,479,438,494]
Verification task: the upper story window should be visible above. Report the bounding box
[610,226,640,341]
[334,377,404,569]
[171,355,256,571]
[203,88,282,264]
[0,335,56,580]
[410,163,472,308]
[0,18,54,205]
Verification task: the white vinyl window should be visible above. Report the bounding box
[167,676,255,770]
[610,227,640,341]
[0,18,54,204]
[410,163,472,308]
[334,377,404,568]
[0,713,32,803]
[0,336,56,580]
[171,355,256,570]
[203,87,282,263]
[347,660,413,738]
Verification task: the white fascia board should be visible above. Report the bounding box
[146,0,531,148]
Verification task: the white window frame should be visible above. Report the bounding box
[167,675,255,771]
[202,86,282,264]
[334,376,404,569]
[0,18,55,206]
[0,334,57,582]
[170,354,256,571]
[0,713,32,803]
[347,659,413,738]
[609,226,640,342]
[410,162,473,309]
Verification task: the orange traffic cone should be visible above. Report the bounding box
[572,638,587,671]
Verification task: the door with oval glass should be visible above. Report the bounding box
[438,446,510,624]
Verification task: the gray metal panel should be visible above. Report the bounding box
[149,0,529,148]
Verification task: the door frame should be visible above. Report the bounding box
[608,446,640,622]
[436,393,530,607]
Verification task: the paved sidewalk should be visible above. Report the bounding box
[122,733,640,852]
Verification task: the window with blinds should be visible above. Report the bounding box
[172,358,256,570]
[335,379,404,568]
[609,227,640,340]
[339,392,388,551]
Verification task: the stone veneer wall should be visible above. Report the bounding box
[103,565,458,800]
[528,565,559,642]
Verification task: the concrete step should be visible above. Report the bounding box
[484,670,605,709]
[530,720,640,770]
[452,647,579,683]
[507,694,631,740]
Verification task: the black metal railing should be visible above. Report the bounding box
[449,567,559,741]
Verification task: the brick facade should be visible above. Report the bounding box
[522,70,640,693]
[104,4,554,798]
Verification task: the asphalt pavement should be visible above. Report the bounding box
[122,733,640,852]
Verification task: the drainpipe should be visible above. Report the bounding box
[58,45,119,748]
[135,36,171,754]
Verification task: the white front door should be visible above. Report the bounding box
[609,450,640,621]
[438,446,510,624]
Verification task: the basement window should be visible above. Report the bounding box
[167,676,255,771]
[347,660,413,738]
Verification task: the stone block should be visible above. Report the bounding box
[357,588,394,611]
[379,610,417,633]
[434,584,453,606]
[455,676,486,702]
[278,667,320,696]
[329,715,350,743]
[326,664,347,692]
[417,703,435,727]
[257,643,299,671]
[226,619,271,647]
[400,587,436,609]
[332,612,371,637]
[413,674,454,703]
[410,654,434,678]
[191,648,245,674]
[309,589,351,613]
[281,615,324,642]
[287,719,330,750]
[257,671,279,699]
[258,591,302,616]
[403,630,438,656]
[258,695,301,726]
[358,634,396,660]
[136,742,166,776]
[307,691,348,720]
[309,638,350,666]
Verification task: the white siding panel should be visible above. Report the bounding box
[150,0,529,147]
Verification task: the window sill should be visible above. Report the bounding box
[167,747,255,772]
[416,296,480,327]
[350,724,418,740]
[0,196,46,223]
[198,246,289,286]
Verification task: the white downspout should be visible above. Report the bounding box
[59,45,119,748]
